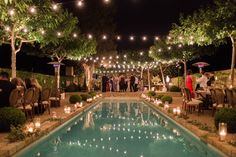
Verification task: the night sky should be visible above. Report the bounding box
[0,0,232,75]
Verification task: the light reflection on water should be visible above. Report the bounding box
[17,101,223,157]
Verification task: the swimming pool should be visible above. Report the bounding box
[16,100,225,157]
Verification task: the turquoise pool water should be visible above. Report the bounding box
[16,100,225,157]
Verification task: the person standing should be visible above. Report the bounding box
[102,74,108,92]
[0,72,16,107]
[134,76,139,92]
[130,75,135,92]
[186,70,194,98]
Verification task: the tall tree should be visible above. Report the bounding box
[149,40,176,88]
[0,0,64,77]
[169,0,236,86]
[28,11,96,90]
[150,39,213,86]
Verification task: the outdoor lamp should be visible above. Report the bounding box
[219,123,227,141]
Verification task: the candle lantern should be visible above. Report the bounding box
[173,108,177,115]
[34,118,41,129]
[219,123,227,141]
[27,122,34,133]
[164,101,169,110]
[78,102,83,108]
[52,111,57,119]
[176,107,181,115]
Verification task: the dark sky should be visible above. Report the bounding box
[0,0,232,75]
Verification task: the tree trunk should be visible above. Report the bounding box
[230,37,236,86]
[141,67,144,79]
[56,64,60,90]
[11,49,16,78]
[147,67,151,91]
[159,64,166,87]
[183,61,187,88]
[10,29,16,78]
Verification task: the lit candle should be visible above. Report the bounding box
[219,123,227,141]
[176,107,181,115]
[52,111,57,119]
[34,118,41,129]
[173,108,177,115]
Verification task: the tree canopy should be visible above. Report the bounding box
[0,0,67,77]
[169,0,236,85]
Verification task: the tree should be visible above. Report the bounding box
[28,11,96,91]
[169,0,236,86]
[149,40,176,88]
[150,39,214,87]
[0,0,64,77]
[119,50,155,91]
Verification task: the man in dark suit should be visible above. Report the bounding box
[0,72,16,107]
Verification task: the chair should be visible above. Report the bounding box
[40,88,51,114]
[232,88,236,107]
[31,88,40,114]
[212,88,225,115]
[9,89,20,107]
[184,88,203,113]
[225,88,233,107]
[18,88,34,119]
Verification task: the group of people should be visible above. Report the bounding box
[186,70,215,98]
[102,74,140,92]
[0,71,44,113]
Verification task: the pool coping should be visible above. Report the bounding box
[143,99,236,157]
[0,99,102,157]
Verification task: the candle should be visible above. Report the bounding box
[219,123,227,141]
[52,111,57,119]
[34,118,41,129]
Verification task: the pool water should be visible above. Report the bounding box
[16,100,224,157]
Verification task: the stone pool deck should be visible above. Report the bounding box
[0,92,235,157]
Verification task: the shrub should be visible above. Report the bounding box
[169,86,181,92]
[69,95,82,104]
[7,125,26,142]
[80,94,92,101]
[88,91,97,97]
[147,91,156,97]
[154,95,164,100]
[0,107,26,132]
[161,95,173,104]
[214,108,236,133]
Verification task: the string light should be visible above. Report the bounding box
[41,30,45,35]
[104,0,111,4]
[29,7,36,14]
[73,33,78,38]
[52,4,59,10]
[23,28,28,33]
[116,36,121,40]
[102,35,107,40]
[5,26,10,32]
[57,32,62,37]
[77,0,84,7]
[129,36,134,41]
[9,9,15,16]
[155,36,159,41]
[142,36,147,41]
[88,34,93,39]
